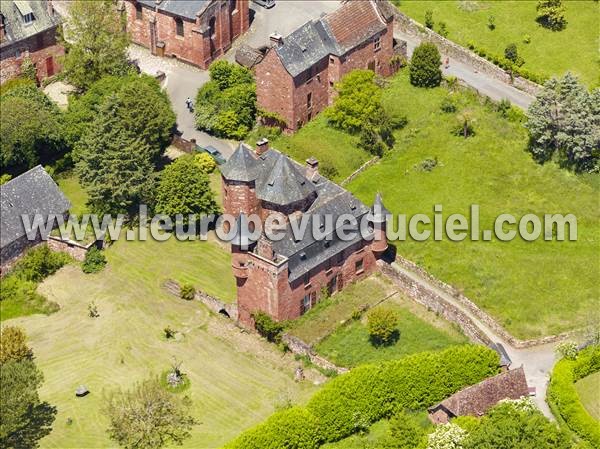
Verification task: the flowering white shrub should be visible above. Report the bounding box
[498,397,537,413]
[427,423,467,449]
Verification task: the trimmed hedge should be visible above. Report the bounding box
[224,345,498,448]
[547,345,600,447]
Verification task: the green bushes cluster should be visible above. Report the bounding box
[465,41,548,85]
[547,345,600,447]
[252,311,285,343]
[82,247,107,274]
[409,43,442,88]
[225,345,499,448]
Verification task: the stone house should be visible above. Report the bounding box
[124,0,249,69]
[220,139,389,327]
[428,367,529,424]
[0,0,64,84]
[0,165,70,273]
[253,0,400,132]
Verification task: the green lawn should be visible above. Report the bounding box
[5,236,316,448]
[575,371,600,421]
[316,300,468,368]
[56,172,89,216]
[397,0,599,87]
[286,275,468,367]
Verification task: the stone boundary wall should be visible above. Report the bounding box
[171,134,198,154]
[47,236,102,262]
[382,257,574,348]
[163,279,238,320]
[340,156,380,187]
[392,10,541,97]
[281,333,349,375]
[378,260,493,346]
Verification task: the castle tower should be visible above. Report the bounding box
[368,192,389,255]
[230,214,255,282]
[220,143,261,217]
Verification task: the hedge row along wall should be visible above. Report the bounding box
[225,345,499,449]
[547,345,600,448]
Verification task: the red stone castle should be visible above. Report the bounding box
[220,139,389,327]
[124,0,249,69]
[254,0,400,132]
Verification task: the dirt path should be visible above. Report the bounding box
[390,262,556,418]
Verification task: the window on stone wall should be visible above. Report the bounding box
[355,258,364,273]
[301,294,311,314]
[209,16,216,37]
[135,3,143,21]
[22,12,35,25]
[374,36,381,52]
[175,17,184,37]
[303,272,310,287]
[307,92,312,110]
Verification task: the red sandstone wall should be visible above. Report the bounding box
[255,49,295,129]
[291,58,330,130]
[0,28,64,84]
[222,178,260,217]
[338,22,395,79]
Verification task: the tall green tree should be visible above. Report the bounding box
[0,326,33,364]
[526,72,599,173]
[0,85,64,174]
[63,0,130,90]
[536,0,567,31]
[155,156,218,221]
[103,378,196,449]
[75,95,156,216]
[409,42,442,88]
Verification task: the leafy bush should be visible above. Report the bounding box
[0,174,12,185]
[523,34,531,44]
[20,58,37,82]
[427,423,467,449]
[13,245,70,282]
[440,96,457,113]
[164,326,176,339]
[195,61,256,139]
[487,15,496,30]
[180,284,195,301]
[504,43,519,63]
[320,160,339,180]
[556,341,578,360]
[0,326,33,364]
[194,152,217,174]
[496,99,512,117]
[367,306,399,346]
[547,345,600,447]
[453,114,476,138]
[438,22,448,38]
[225,407,324,449]
[252,311,285,343]
[388,410,428,448]
[536,0,567,31]
[424,10,434,29]
[409,43,442,88]
[82,247,107,274]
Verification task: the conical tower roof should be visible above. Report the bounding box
[256,154,316,206]
[220,143,260,182]
[367,192,390,223]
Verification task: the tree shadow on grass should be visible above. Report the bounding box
[2,402,57,449]
[369,329,400,348]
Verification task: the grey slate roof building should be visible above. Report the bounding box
[1,165,70,263]
[0,0,61,48]
[136,0,211,20]
[221,143,374,282]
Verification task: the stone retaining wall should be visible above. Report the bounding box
[381,257,574,349]
[393,10,541,97]
[281,333,349,375]
[378,260,492,346]
[340,156,380,187]
[163,279,238,320]
[47,236,103,262]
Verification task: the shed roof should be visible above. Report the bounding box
[0,0,61,47]
[0,165,71,248]
[137,0,211,20]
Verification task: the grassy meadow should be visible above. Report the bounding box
[396,0,599,87]
[575,371,600,421]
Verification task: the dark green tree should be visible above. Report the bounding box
[155,156,218,221]
[536,0,567,31]
[62,0,130,90]
[367,306,399,346]
[0,85,64,174]
[75,95,156,216]
[82,247,107,274]
[103,378,196,449]
[0,326,33,364]
[504,43,518,63]
[526,72,599,173]
[409,43,442,88]
[424,10,434,29]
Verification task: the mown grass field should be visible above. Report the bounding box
[575,371,600,421]
[396,0,599,87]
[6,236,316,448]
[275,70,599,340]
[286,275,468,367]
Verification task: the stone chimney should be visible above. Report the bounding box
[256,236,275,261]
[269,32,283,47]
[256,138,269,156]
[306,157,319,180]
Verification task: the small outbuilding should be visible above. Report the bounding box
[428,367,529,424]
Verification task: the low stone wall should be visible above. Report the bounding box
[47,236,102,262]
[393,10,541,97]
[341,156,380,187]
[281,333,349,375]
[163,279,238,320]
[378,260,493,346]
[171,134,198,154]
[381,257,574,349]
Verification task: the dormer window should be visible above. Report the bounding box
[15,1,35,24]
[23,11,34,23]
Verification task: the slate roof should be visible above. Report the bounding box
[428,368,529,419]
[272,0,388,77]
[220,144,373,282]
[0,165,71,248]
[0,0,61,48]
[137,0,211,20]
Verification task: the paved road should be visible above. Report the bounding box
[395,29,535,110]
[390,262,557,418]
